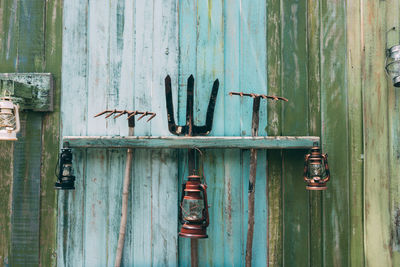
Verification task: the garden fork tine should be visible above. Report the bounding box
[164,75,219,136]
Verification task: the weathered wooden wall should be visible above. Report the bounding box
[0,0,61,266]
[2,0,400,266]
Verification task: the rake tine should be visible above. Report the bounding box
[137,112,148,121]
[114,110,128,119]
[94,110,111,118]
[147,113,157,122]
[105,109,118,118]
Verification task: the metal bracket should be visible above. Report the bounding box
[0,73,53,111]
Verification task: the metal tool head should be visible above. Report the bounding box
[94,109,156,127]
[165,75,219,136]
[229,92,288,136]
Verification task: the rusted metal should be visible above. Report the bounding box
[229,91,287,267]
[303,143,330,190]
[94,109,156,123]
[179,174,209,239]
[229,91,288,102]
[164,75,219,136]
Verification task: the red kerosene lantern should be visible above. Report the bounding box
[303,144,330,190]
[179,174,209,238]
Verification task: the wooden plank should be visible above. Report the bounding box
[150,0,179,265]
[0,0,18,264]
[346,0,365,266]
[223,0,244,265]
[320,0,350,266]
[238,1,269,266]
[11,113,42,266]
[63,136,320,149]
[0,73,53,111]
[266,0,283,266]
[131,0,154,264]
[194,0,225,263]
[281,0,309,265]
[57,0,89,266]
[84,0,110,265]
[39,0,62,266]
[307,0,323,266]
[10,0,45,265]
[386,0,400,265]
[362,0,392,266]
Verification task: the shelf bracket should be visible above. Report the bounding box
[0,73,53,112]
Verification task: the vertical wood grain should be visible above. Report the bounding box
[386,0,400,266]
[84,0,110,265]
[0,0,18,265]
[178,0,197,264]
[266,0,283,266]
[307,0,323,266]
[58,0,88,266]
[131,0,153,264]
[281,0,309,266]
[40,0,62,265]
[321,0,349,266]
[346,0,365,266]
[224,0,243,265]
[10,1,45,265]
[362,0,392,266]
[195,0,226,266]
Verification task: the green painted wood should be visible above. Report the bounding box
[387,0,400,265]
[0,73,53,111]
[266,0,283,266]
[39,1,62,266]
[307,0,323,266]
[346,0,365,266]
[0,0,18,265]
[9,0,47,266]
[62,136,319,149]
[321,0,349,266]
[362,1,392,266]
[11,113,42,266]
[281,0,309,266]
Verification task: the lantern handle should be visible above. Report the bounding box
[178,183,186,224]
[322,153,330,183]
[13,104,20,134]
[303,153,310,182]
[200,183,209,227]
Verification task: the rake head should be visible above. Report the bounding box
[94,109,156,127]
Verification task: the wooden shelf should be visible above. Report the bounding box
[63,136,320,149]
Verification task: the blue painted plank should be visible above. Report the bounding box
[223,1,244,265]
[131,0,154,265]
[151,0,179,265]
[84,0,110,266]
[58,0,88,266]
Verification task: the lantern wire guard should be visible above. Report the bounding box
[385,27,400,87]
[303,142,330,190]
[0,90,20,141]
[179,147,210,239]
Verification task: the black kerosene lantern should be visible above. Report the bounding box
[303,143,330,190]
[179,174,209,238]
[55,147,76,190]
